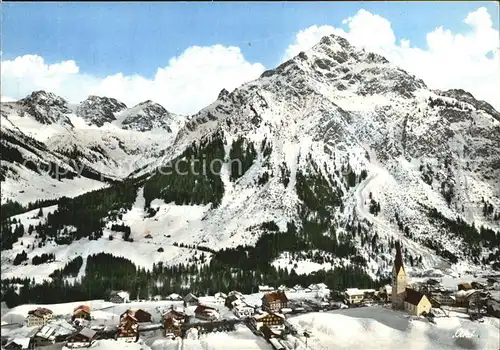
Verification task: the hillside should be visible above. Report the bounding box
[1,34,499,306]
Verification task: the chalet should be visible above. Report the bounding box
[3,338,31,350]
[109,290,130,303]
[120,309,152,323]
[116,313,139,342]
[183,293,199,307]
[430,292,456,307]
[233,304,255,318]
[457,283,473,291]
[251,311,284,330]
[66,328,96,348]
[163,309,188,337]
[293,284,303,291]
[26,307,53,327]
[344,288,376,305]
[72,305,91,321]
[262,291,289,312]
[194,304,220,321]
[404,288,432,316]
[153,295,163,301]
[225,294,241,309]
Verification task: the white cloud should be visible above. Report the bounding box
[283,7,500,109]
[1,45,265,115]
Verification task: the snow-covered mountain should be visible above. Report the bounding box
[1,34,499,289]
[0,92,184,204]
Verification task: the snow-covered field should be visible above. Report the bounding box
[288,306,500,350]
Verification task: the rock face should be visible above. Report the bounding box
[120,100,175,132]
[76,95,127,127]
[164,33,500,272]
[15,91,73,126]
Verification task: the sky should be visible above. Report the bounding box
[1,1,499,115]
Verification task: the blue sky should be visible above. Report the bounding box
[3,1,499,77]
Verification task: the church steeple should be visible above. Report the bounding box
[394,240,405,275]
[392,240,407,309]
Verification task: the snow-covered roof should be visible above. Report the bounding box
[345,288,376,296]
[258,285,274,292]
[117,291,130,300]
[316,283,328,290]
[167,293,181,300]
[36,325,56,340]
[6,338,31,349]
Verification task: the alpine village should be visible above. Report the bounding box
[2,241,499,349]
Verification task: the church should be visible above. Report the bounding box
[391,240,432,316]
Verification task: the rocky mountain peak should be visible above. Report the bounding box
[120,100,175,132]
[76,95,127,127]
[217,88,230,101]
[16,91,72,125]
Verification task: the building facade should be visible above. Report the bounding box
[261,291,289,312]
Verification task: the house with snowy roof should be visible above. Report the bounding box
[262,291,289,312]
[163,308,188,337]
[251,311,284,330]
[258,285,274,292]
[166,293,182,301]
[26,307,54,327]
[72,305,91,321]
[344,288,376,305]
[66,327,96,348]
[233,303,255,319]
[116,313,139,342]
[120,309,152,323]
[31,319,76,347]
[183,293,199,307]
[194,305,220,321]
[110,290,130,303]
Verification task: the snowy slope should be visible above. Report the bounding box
[288,306,500,350]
